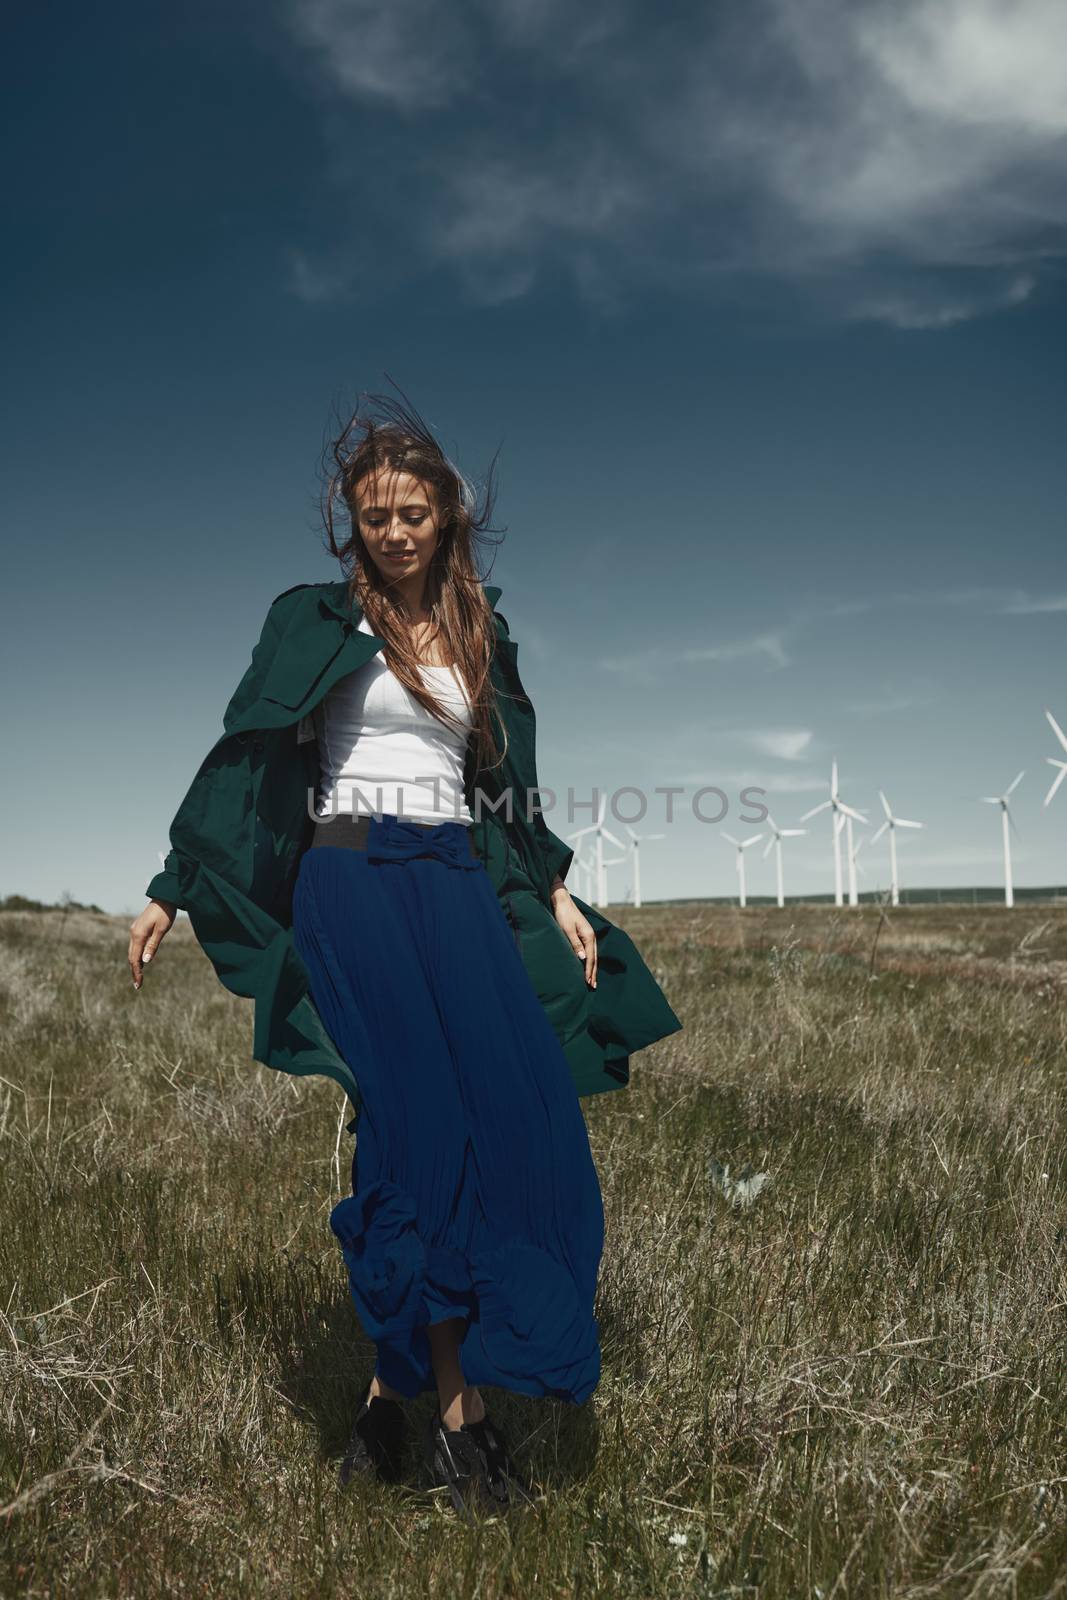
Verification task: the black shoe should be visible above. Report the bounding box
[459,1412,538,1510]
[340,1378,408,1486]
[425,1407,490,1522]
[425,1407,537,1519]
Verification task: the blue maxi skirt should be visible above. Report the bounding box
[291,811,605,1404]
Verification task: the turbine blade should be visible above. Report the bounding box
[601,828,625,850]
[838,802,866,823]
[872,822,888,842]
[741,834,763,849]
[799,800,831,821]
[721,833,740,848]
[781,828,806,837]
[834,811,846,837]
[1006,770,1025,795]
[1044,762,1067,807]
[878,790,892,820]
[1045,707,1067,754]
[896,818,923,829]
[980,797,1000,805]
[831,759,838,797]
[762,837,774,858]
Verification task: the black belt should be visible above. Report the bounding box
[309,812,478,859]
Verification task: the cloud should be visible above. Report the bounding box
[943,587,1067,614]
[999,592,1067,615]
[283,0,1067,322]
[289,0,474,110]
[847,274,1035,330]
[743,728,814,761]
[843,692,927,716]
[675,767,828,796]
[683,633,790,669]
[598,628,789,677]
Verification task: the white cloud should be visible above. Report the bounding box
[742,728,815,761]
[858,0,1067,136]
[598,628,789,677]
[683,633,790,670]
[676,767,828,795]
[999,592,1067,615]
[943,586,1067,614]
[289,0,472,110]
[844,692,927,716]
[848,274,1034,330]
[284,0,1067,322]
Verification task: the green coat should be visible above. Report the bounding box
[146,579,683,1117]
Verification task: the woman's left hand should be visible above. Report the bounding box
[551,883,597,989]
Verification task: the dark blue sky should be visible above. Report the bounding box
[3,0,1065,911]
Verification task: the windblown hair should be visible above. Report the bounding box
[319,382,509,775]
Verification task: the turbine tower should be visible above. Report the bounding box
[722,832,763,908]
[566,839,595,904]
[800,761,866,907]
[1043,708,1067,807]
[624,824,665,909]
[842,806,868,908]
[762,815,806,908]
[981,771,1024,909]
[568,795,625,908]
[871,790,924,907]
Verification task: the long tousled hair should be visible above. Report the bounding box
[319,383,512,777]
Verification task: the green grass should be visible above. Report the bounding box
[1,902,1065,1597]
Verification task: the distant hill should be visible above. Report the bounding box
[643,885,1067,908]
[1,893,107,915]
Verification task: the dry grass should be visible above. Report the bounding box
[1,902,1065,1598]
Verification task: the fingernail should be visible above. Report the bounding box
[143,950,153,963]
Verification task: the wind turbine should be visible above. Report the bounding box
[981,771,1024,908]
[1043,708,1067,807]
[601,851,629,906]
[624,824,665,908]
[800,761,867,907]
[568,795,625,908]
[871,791,924,907]
[851,833,869,898]
[842,806,868,907]
[566,839,595,904]
[722,832,763,908]
[762,815,806,908]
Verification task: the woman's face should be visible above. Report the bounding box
[355,466,441,591]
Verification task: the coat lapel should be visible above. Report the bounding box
[226,579,508,737]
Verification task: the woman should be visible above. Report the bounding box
[128,391,682,1518]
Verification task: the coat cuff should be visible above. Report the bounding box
[146,849,184,909]
[536,820,573,891]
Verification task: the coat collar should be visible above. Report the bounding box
[225,579,506,737]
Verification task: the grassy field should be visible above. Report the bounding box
[1,901,1065,1597]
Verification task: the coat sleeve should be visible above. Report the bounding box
[146,848,184,908]
[490,605,574,892]
[144,585,307,904]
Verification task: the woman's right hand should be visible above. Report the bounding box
[128,899,177,990]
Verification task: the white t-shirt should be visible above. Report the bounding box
[313,611,475,826]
